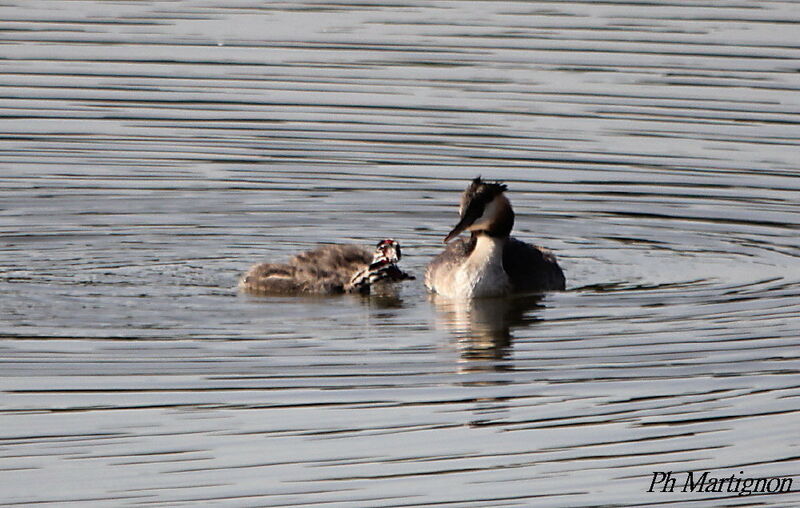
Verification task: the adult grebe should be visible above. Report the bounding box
[425,177,565,298]
[240,239,413,295]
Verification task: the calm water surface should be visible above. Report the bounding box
[1,1,799,506]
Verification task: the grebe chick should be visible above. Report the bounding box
[240,239,413,295]
[425,177,565,298]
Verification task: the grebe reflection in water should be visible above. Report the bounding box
[431,294,545,363]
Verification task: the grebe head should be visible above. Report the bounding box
[444,177,514,243]
[375,239,401,263]
[348,239,413,292]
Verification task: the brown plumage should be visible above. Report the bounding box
[240,241,413,295]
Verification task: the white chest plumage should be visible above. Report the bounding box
[447,236,511,298]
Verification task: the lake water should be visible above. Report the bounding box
[1,1,799,506]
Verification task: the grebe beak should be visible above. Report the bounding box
[443,203,483,243]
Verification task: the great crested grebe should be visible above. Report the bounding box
[425,177,565,298]
[240,239,414,295]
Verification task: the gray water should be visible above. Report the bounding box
[2,1,800,506]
